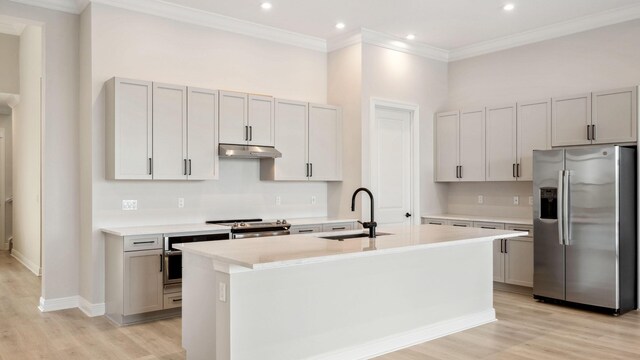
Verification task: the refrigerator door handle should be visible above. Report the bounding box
[564,170,571,245]
[557,170,565,245]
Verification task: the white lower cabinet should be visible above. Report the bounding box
[290,225,324,234]
[321,222,355,232]
[290,221,356,234]
[504,225,534,287]
[124,248,164,315]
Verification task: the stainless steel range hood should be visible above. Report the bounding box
[218,144,282,159]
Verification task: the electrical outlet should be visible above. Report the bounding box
[178,198,184,208]
[477,195,484,204]
[513,196,519,205]
[122,200,137,211]
[276,196,281,206]
[529,196,534,205]
[219,282,227,302]
[311,196,317,205]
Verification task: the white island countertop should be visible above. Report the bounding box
[175,224,526,270]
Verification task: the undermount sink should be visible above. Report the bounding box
[320,232,391,241]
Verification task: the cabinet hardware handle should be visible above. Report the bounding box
[504,240,508,254]
[513,228,529,232]
[172,298,182,302]
[160,254,163,272]
[310,163,313,177]
[298,229,314,233]
[481,226,495,229]
[512,164,516,178]
[453,224,467,227]
[332,227,346,230]
[245,125,248,141]
[133,240,155,245]
[188,159,192,176]
[184,159,187,176]
[429,222,442,225]
[587,125,591,140]
[517,163,521,178]
[306,163,309,177]
[500,239,504,253]
[459,165,462,179]
[249,126,253,141]
[149,158,152,175]
[592,124,596,141]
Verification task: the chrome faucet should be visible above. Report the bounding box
[351,187,377,238]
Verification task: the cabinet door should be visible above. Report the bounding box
[450,220,473,227]
[248,94,274,146]
[592,87,637,144]
[459,109,485,182]
[290,225,323,234]
[517,99,551,181]
[308,104,342,181]
[505,237,533,287]
[322,222,355,232]
[434,111,459,182]
[422,218,449,225]
[124,249,163,316]
[485,104,517,181]
[219,91,248,145]
[493,239,505,283]
[187,88,218,180]
[271,99,308,180]
[153,83,187,180]
[107,78,153,180]
[552,93,591,146]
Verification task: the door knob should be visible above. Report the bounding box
[405,212,412,218]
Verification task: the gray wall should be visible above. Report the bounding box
[0,33,19,94]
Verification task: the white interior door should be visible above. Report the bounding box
[372,106,412,225]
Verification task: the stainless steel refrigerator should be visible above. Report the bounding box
[533,145,636,314]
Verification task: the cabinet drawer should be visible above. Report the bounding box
[290,225,323,234]
[473,222,505,230]
[124,235,162,251]
[505,224,533,238]
[423,218,448,226]
[164,292,183,309]
[322,222,354,232]
[450,220,473,228]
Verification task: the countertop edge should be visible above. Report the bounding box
[421,214,533,226]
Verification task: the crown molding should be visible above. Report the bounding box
[327,29,362,52]
[10,0,81,14]
[359,28,449,62]
[449,3,640,61]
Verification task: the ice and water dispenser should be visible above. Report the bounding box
[539,188,557,220]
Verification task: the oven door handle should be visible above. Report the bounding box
[165,250,182,256]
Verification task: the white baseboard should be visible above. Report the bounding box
[79,296,106,317]
[317,309,497,360]
[11,249,41,276]
[38,296,79,312]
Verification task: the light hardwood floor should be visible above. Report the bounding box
[3,250,640,359]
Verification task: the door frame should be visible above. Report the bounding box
[0,128,4,251]
[369,98,420,225]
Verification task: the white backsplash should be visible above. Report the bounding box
[446,181,533,219]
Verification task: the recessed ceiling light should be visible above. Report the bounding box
[503,3,515,11]
[406,34,415,40]
[261,2,272,10]
[335,22,345,30]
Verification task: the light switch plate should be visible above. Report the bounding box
[276,196,281,206]
[311,196,317,205]
[477,195,484,204]
[122,200,137,211]
[513,196,519,205]
[178,198,184,208]
[529,196,533,205]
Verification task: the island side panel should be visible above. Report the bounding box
[227,241,494,360]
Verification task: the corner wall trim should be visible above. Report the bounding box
[316,309,496,360]
[11,249,41,276]
[79,296,106,317]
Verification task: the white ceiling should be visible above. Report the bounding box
[165,0,640,50]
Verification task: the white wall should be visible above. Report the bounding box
[11,25,41,274]
[0,0,81,302]
[327,44,362,218]
[83,3,329,304]
[0,114,13,247]
[361,44,449,217]
[444,19,640,217]
[0,33,19,94]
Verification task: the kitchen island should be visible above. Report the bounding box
[176,224,526,360]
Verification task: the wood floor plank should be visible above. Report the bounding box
[2,250,640,359]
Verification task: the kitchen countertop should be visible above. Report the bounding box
[285,217,359,226]
[175,224,526,270]
[101,223,230,237]
[421,213,533,226]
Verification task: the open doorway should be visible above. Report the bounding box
[0,20,43,276]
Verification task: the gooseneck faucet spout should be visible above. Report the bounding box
[351,187,377,238]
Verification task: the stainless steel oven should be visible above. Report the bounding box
[163,232,230,285]
[206,219,291,239]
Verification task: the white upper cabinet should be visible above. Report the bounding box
[152,83,187,180]
[592,87,637,144]
[261,101,342,182]
[248,95,275,146]
[434,111,460,182]
[552,93,591,147]
[187,88,218,180]
[485,104,517,182]
[218,91,274,146]
[308,104,342,181]
[106,78,153,180]
[459,108,485,182]
[218,91,248,145]
[517,99,551,181]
